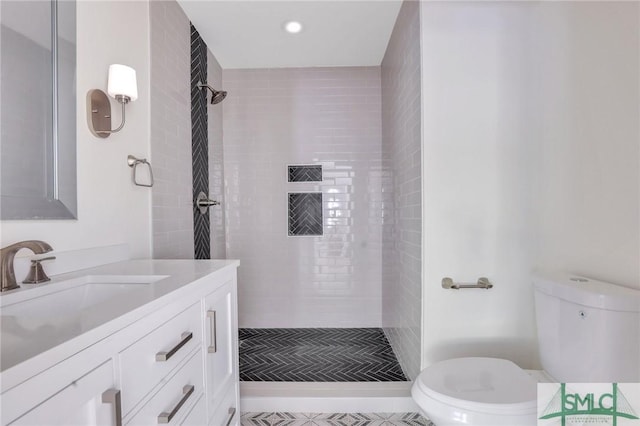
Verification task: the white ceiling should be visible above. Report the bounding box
[177,1,403,69]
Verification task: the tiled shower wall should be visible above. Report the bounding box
[223,67,383,327]
[150,0,225,259]
[207,50,226,259]
[150,0,193,259]
[381,0,422,380]
[149,0,225,259]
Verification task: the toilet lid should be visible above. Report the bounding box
[416,357,537,414]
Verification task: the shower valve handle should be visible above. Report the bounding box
[196,192,220,214]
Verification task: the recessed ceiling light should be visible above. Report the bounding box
[284,21,303,34]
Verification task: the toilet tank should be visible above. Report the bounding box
[533,272,640,383]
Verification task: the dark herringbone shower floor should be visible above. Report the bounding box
[239,328,407,382]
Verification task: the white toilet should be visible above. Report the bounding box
[411,272,640,426]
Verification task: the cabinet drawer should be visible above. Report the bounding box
[126,350,204,425]
[208,385,238,426]
[10,360,116,426]
[179,394,206,426]
[1,342,115,426]
[120,302,201,415]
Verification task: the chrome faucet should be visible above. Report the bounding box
[0,240,53,292]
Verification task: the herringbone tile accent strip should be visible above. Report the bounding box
[288,165,323,182]
[239,328,407,382]
[190,23,210,259]
[240,411,433,425]
[288,193,323,236]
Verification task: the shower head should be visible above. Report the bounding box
[210,89,227,105]
[197,83,227,105]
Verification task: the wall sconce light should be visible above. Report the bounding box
[87,64,138,138]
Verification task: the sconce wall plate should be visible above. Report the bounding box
[87,89,111,139]
[87,64,137,139]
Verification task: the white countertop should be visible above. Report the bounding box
[0,259,239,377]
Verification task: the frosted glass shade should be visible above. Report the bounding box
[107,64,138,101]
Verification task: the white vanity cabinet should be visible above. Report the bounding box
[0,261,240,426]
[203,279,239,426]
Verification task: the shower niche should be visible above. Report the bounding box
[287,192,323,237]
[287,165,322,182]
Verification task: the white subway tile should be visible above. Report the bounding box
[224,66,383,328]
[381,0,422,380]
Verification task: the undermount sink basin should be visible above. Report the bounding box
[0,275,168,318]
[0,274,169,372]
[47,283,147,309]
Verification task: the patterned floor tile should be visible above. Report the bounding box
[239,328,407,382]
[240,412,434,426]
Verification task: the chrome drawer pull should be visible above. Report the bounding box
[225,407,236,426]
[101,388,122,426]
[157,384,194,424]
[207,310,217,353]
[156,332,193,361]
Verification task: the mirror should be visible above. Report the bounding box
[0,0,77,220]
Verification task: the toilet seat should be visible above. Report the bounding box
[414,357,537,415]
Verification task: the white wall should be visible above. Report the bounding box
[420,1,639,370]
[421,1,537,369]
[530,2,640,290]
[1,1,152,262]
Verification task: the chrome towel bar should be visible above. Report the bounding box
[442,277,493,290]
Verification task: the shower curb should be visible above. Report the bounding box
[240,381,419,413]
